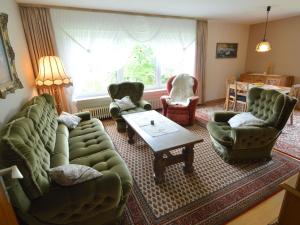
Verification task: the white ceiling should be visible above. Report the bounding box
[16,0,300,24]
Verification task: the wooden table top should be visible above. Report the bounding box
[229,82,291,94]
[122,110,203,153]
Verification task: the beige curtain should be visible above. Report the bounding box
[19,6,68,112]
[195,20,208,104]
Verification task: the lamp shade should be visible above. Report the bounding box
[36,56,72,87]
[256,41,271,52]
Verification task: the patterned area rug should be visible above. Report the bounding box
[195,103,300,160]
[103,120,299,225]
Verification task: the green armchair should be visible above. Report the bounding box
[108,82,151,132]
[207,87,297,163]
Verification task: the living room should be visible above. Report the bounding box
[0,0,299,225]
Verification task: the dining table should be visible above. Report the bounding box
[225,82,291,111]
[229,82,291,94]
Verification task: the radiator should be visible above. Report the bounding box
[81,106,111,120]
[79,98,162,120]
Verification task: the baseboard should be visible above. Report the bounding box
[202,98,225,106]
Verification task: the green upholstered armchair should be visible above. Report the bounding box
[108,82,151,132]
[207,87,298,163]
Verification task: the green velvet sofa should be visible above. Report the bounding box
[108,82,151,132]
[0,94,132,225]
[207,87,297,163]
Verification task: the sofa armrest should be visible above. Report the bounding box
[109,102,120,118]
[30,172,122,224]
[213,112,240,122]
[137,99,151,110]
[231,126,279,149]
[74,111,91,121]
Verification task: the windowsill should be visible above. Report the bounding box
[75,88,167,102]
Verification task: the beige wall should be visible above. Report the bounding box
[205,21,249,102]
[0,0,36,127]
[246,15,300,84]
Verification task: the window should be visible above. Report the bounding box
[51,9,196,100]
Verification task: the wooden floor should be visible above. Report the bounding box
[226,190,284,225]
[227,172,299,225]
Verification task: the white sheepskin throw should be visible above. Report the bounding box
[167,74,195,106]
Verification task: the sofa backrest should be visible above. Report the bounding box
[108,82,144,104]
[247,87,297,129]
[0,117,51,199]
[10,94,58,154]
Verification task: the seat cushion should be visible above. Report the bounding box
[207,121,234,147]
[70,149,132,199]
[119,107,146,116]
[69,118,132,198]
[69,119,115,160]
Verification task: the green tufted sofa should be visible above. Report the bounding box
[108,82,151,132]
[0,94,132,225]
[207,87,297,163]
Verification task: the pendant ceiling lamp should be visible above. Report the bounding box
[256,6,272,52]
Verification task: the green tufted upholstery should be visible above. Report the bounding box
[108,82,152,132]
[0,94,132,225]
[0,118,51,199]
[207,87,298,163]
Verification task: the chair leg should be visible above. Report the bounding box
[290,111,294,125]
[233,100,237,112]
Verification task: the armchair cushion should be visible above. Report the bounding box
[228,112,265,128]
[213,111,240,122]
[114,96,136,111]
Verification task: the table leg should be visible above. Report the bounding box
[153,153,165,184]
[183,144,194,174]
[127,124,135,144]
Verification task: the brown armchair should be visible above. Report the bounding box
[160,75,199,126]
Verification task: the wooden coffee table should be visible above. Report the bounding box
[122,110,203,184]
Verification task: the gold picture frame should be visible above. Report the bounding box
[0,13,23,99]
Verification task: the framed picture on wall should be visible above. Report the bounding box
[216,43,238,58]
[0,13,23,99]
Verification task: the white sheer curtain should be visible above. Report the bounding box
[51,9,196,103]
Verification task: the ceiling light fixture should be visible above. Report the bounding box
[256,6,272,53]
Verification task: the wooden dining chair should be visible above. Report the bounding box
[289,84,300,125]
[224,75,236,111]
[233,81,249,112]
[265,77,282,86]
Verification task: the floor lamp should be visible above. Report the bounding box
[36,56,72,114]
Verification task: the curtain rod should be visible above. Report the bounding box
[18,3,206,21]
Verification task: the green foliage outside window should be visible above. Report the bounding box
[123,45,156,86]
